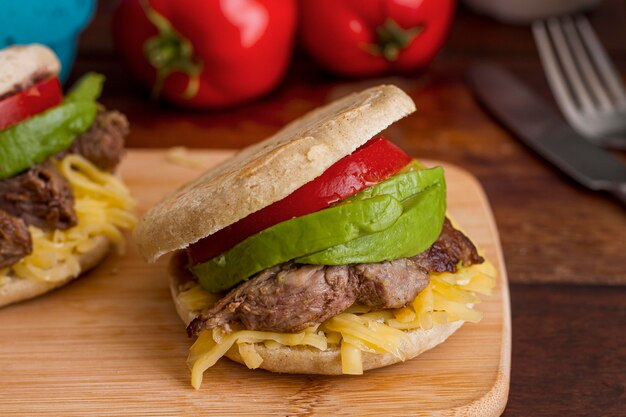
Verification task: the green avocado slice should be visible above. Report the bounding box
[192,163,447,292]
[0,101,97,179]
[193,194,404,292]
[65,72,105,103]
[344,164,443,204]
[296,177,445,264]
[297,166,447,264]
[0,73,105,180]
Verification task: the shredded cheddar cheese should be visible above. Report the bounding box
[185,261,497,389]
[178,283,221,311]
[0,155,136,284]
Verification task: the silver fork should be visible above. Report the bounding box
[532,15,626,149]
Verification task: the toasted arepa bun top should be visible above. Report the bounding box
[0,44,60,97]
[134,85,416,262]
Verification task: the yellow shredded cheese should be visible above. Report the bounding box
[237,343,264,369]
[178,283,221,311]
[0,155,137,284]
[185,260,497,389]
[341,341,363,375]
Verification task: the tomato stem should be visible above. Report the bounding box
[363,18,423,62]
[141,0,203,99]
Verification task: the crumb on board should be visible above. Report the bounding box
[165,147,206,169]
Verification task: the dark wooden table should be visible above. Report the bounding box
[74,1,626,415]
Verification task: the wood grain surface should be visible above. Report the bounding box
[35,1,626,415]
[0,150,510,416]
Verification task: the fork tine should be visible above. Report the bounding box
[561,16,613,111]
[532,20,580,119]
[547,18,595,113]
[575,15,626,106]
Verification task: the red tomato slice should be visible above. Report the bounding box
[187,137,412,264]
[0,76,63,131]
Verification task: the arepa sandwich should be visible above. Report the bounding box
[134,85,496,389]
[0,44,136,307]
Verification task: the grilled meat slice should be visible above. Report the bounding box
[65,110,128,171]
[0,161,77,230]
[355,258,429,309]
[188,264,358,335]
[0,209,32,269]
[187,218,483,336]
[0,110,128,235]
[412,219,484,272]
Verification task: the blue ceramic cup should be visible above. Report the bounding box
[0,0,96,82]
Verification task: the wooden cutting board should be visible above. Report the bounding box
[0,150,511,416]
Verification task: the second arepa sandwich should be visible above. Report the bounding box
[0,44,136,307]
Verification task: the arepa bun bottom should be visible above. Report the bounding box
[0,235,111,308]
[169,260,464,375]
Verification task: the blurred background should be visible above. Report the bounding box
[1,1,624,415]
[67,0,625,145]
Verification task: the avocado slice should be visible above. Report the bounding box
[193,194,404,292]
[0,73,104,180]
[298,166,447,264]
[297,179,445,264]
[192,163,446,292]
[0,101,97,179]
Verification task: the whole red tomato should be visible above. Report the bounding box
[299,0,455,77]
[113,0,297,108]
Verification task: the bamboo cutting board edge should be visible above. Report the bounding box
[0,149,511,416]
[443,168,511,417]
